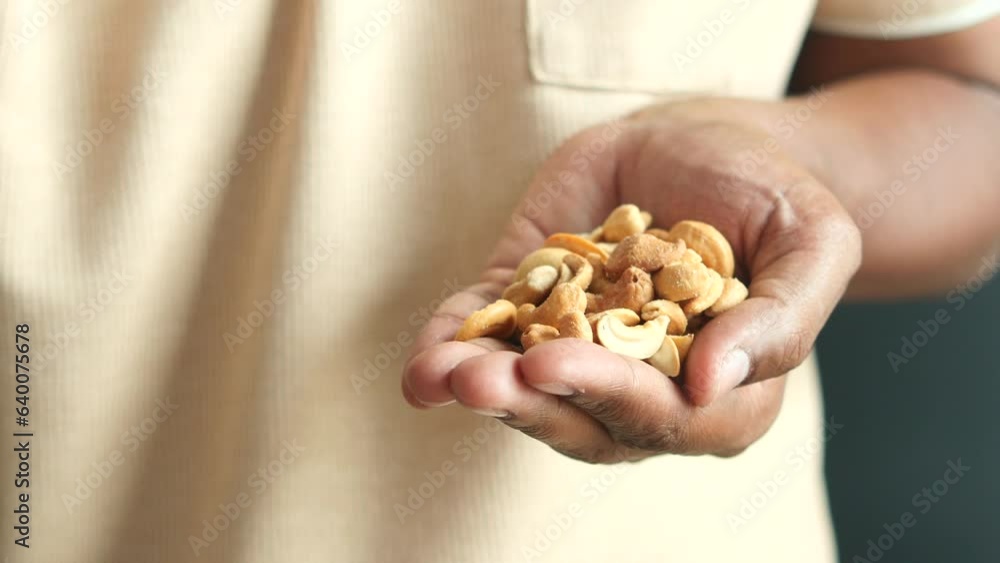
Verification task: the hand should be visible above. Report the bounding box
[401,103,861,463]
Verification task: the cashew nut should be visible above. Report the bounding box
[605,234,686,280]
[587,266,654,313]
[556,310,593,341]
[595,315,669,360]
[517,283,587,332]
[587,308,641,335]
[653,260,713,302]
[502,265,559,306]
[640,211,653,229]
[681,269,725,317]
[645,228,672,242]
[602,204,646,242]
[557,254,594,290]
[597,242,618,255]
[586,253,614,294]
[668,220,735,277]
[455,299,518,341]
[521,324,560,350]
[706,278,749,317]
[647,335,681,377]
[544,233,610,261]
[640,299,688,335]
[515,247,573,280]
[671,334,694,364]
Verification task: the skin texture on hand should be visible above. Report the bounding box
[401,115,862,463]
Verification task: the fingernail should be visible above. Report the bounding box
[471,407,510,418]
[530,382,575,396]
[715,349,750,398]
[419,399,456,408]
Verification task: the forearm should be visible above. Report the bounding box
[658,70,1000,299]
[789,70,1000,298]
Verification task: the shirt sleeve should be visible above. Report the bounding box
[812,0,1000,39]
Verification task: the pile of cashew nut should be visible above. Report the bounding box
[455,205,748,377]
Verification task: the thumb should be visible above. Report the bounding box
[683,182,862,406]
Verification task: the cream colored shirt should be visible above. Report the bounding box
[1,1,993,562]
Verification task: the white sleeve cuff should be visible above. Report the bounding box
[811,0,1000,39]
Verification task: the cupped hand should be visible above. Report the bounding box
[401,104,861,463]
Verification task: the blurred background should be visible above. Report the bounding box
[817,276,998,562]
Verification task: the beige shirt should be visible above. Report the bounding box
[1,1,993,562]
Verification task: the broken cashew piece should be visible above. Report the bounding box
[515,247,573,280]
[595,315,669,360]
[706,278,749,317]
[641,299,688,335]
[455,299,518,341]
[602,204,647,242]
[503,265,560,306]
[647,335,681,377]
[682,269,725,317]
[544,233,610,261]
[668,220,735,277]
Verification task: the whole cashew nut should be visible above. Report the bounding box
[514,247,573,280]
[545,233,610,261]
[595,315,670,360]
[668,220,736,277]
[602,204,647,242]
[502,265,560,306]
[558,254,594,290]
[587,266,654,313]
[706,278,749,317]
[681,269,725,317]
[455,299,518,341]
[641,299,688,335]
[517,283,588,332]
[605,234,686,280]
[653,260,713,302]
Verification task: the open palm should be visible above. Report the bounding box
[402,108,861,463]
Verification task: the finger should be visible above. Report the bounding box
[406,272,511,364]
[518,339,785,455]
[684,184,862,406]
[404,339,520,408]
[448,351,621,463]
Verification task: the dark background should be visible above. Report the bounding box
[817,275,998,563]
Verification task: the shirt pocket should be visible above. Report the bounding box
[525,0,814,98]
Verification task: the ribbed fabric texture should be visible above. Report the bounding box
[12,0,993,560]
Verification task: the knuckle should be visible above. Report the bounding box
[558,443,623,465]
[612,416,686,454]
[777,328,813,373]
[510,420,561,444]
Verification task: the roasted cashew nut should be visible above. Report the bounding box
[595,315,669,360]
[668,220,736,277]
[502,265,559,306]
[455,299,518,341]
